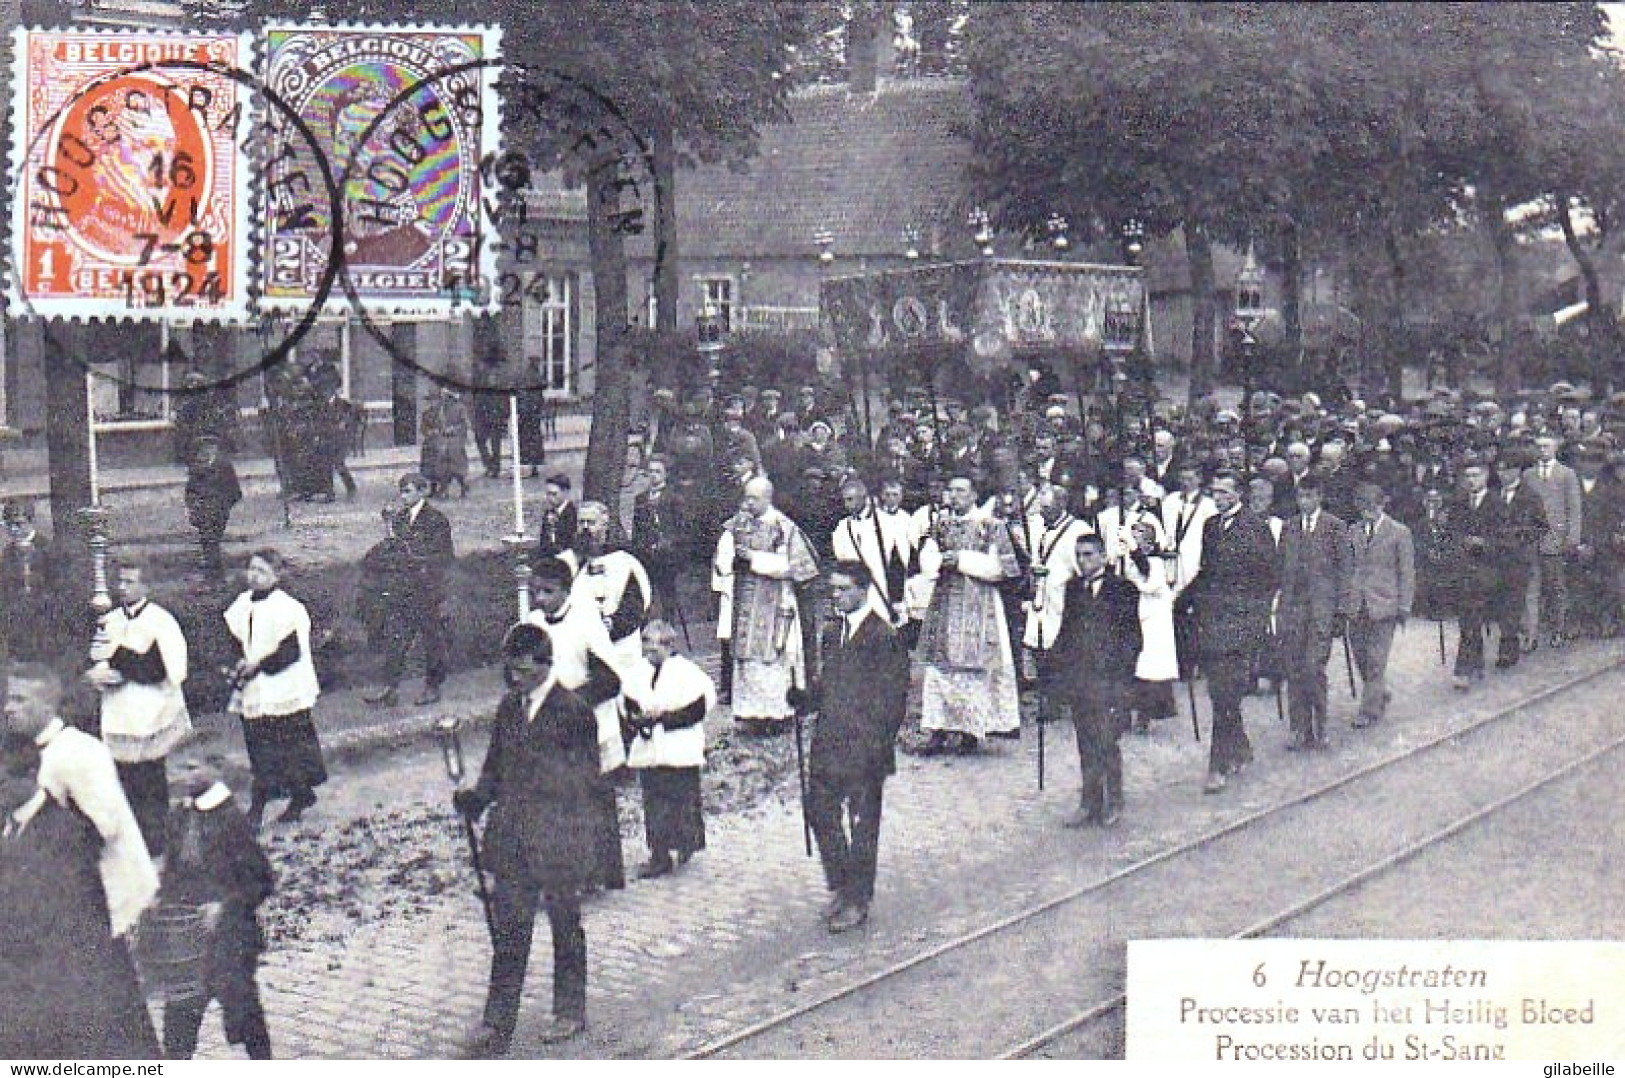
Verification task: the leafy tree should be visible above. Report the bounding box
[965,3,1324,401]
[966,2,1625,399]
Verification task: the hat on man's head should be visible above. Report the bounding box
[1498,444,1535,470]
[399,472,430,490]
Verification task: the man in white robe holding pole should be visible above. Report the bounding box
[87,561,191,857]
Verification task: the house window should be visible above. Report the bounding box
[521,272,577,397]
[698,275,736,331]
[90,324,173,426]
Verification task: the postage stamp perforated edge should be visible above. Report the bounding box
[4,25,258,325]
[256,22,504,320]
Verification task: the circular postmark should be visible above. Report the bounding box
[9,32,344,393]
[320,51,665,393]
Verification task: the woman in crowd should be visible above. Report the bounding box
[224,550,327,828]
[622,620,714,878]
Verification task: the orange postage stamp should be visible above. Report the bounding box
[7,29,253,321]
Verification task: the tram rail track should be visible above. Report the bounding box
[682,653,1625,1060]
[1004,725,1625,1058]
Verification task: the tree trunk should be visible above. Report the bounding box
[1557,194,1620,391]
[582,160,632,527]
[652,117,679,334]
[1186,221,1216,402]
[1382,227,1409,397]
[44,324,92,536]
[1280,218,1302,361]
[1483,197,1523,396]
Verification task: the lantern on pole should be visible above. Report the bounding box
[1046,213,1070,252]
[967,206,994,257]
[814,226,835,265]
[1228,247,1267,478]
[1103,291,1140,448]
[1121,218,1146,264]
[1232,242,1267,481]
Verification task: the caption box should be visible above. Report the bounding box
[1127,939,1625,1062]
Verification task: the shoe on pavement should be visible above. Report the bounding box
[1062,807,1098,829]
[637,856,674,880]
[276,790,316,825]
[1285,736,1307,752]
[1452,675,1473,692]
[1351,715,1377,729]
[363,686,399,706]
[827,903,869,934]
[415,686,443,706]
[454,1021,508,1060]
[537,1016,586,1045]
[1098,806,1122,828]
[1203,771,1228,794]
[822,893,847,921]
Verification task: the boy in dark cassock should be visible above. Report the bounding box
[184,436,242,576]
[158,757,275,1060]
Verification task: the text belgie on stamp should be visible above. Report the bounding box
[259,24,501,318]
[8,29,255,323]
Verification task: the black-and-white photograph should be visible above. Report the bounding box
[2,0,1625,1065]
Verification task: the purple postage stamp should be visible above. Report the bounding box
[258,24,501,316]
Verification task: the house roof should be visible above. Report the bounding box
[672,79,973,260]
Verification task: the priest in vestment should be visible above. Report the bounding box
[917,475,1022,753]
[713,477,819,735]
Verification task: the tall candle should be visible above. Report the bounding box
[85,371,100,507]
[509,392,525,535]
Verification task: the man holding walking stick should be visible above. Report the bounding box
[454,625,600,1056]
[788,562,909,933]
[1186,473,1278,794]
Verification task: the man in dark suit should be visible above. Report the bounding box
[536,474,580,565]
[1187,472,1278,792]
[790,561,909,934]
[1447,456,1503,687]
[1342,483,1415,728]
[631,456,684,626]
[1573,443,1625,637]
[365,473,455,707]
[1050,533,1141,827]
[1277,473,1352,751]
[455,625,600,1055]
[1486,447,1549,667]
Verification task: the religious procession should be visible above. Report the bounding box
[6,0,1625,1066]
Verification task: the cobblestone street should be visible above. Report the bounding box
[170,622,1623,1059]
